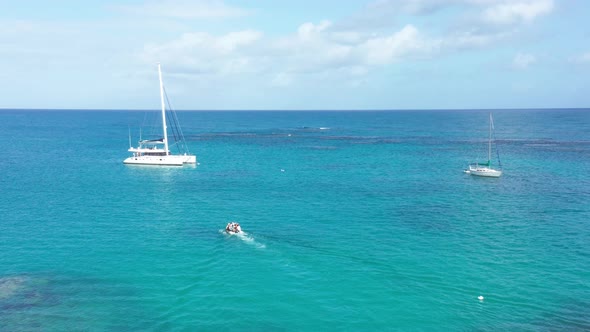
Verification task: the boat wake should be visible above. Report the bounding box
[220,229,266,249]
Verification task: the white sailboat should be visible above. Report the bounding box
[124,64,197,166]
[465,113,502,178]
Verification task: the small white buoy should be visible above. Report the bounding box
[280,169,285,172]
[478,295,484,301]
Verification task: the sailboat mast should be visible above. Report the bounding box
[158,63,169,155]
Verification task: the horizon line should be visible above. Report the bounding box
[1,107,589,112]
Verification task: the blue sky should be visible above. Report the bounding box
[1,0,588,110]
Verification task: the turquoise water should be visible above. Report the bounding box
[1,109,589,331]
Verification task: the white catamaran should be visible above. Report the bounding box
[465,113,502,178]
[124,64,197,166]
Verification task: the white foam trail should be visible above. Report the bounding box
[236,232,266,249]
[220,229,266,249]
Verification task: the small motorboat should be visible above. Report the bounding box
[225,222,242,234]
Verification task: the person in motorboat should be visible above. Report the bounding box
[225,222,242,234]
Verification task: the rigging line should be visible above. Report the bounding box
[162,86,179,145]
[165,87,190,154]
[164,88,183,135]
[173,111,189,153]
[491,121,502,168]
[165,112,182,154]
[139,110,154,140]
[165,89,188,153]
[162,87,185,154]
[139,108,159,140]
[166,95,182,153]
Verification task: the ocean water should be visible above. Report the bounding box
[1,109,589,331]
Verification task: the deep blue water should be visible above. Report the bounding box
[1,109,589,331]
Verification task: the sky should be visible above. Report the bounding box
[0,0,589,110]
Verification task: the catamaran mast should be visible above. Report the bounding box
[158,63,169,155]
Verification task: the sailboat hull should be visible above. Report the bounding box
[468,166,502,177]
[466,113,502,178]
[124,155,196,166]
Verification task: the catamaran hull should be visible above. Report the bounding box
[124,155,196,166]
[124,64,197,167]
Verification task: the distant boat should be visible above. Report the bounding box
[124,64,197,166]
[225,222,242,234]
[465,113,502,178]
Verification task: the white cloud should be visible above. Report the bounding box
[482,0,554,25]
[136,0,552,88]
[362,25,422,65]
[140,21,430,85]
[138,14,516,88]
[442,29,508,50]
[368,0,446,15]
[0,19,37,34]
[271,72,292,87]
[512,52,536,69]
[367,0,553,16]
[273,21,356,73]
[215,30,262,54]
[297,20,332,41]
[330,0,554,71]
[113,0,251,19]
[347,66,370,76]
[569,52,590,64]
[364,0,554,26]
[141,30,263,75]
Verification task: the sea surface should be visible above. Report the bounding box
[1,109,589,331]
